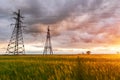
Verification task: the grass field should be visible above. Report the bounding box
[0,54,120,80]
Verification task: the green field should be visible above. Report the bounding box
[0,54,120,80]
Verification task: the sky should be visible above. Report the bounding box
[0,0,120,54]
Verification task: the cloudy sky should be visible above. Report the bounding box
[0,0,120,54]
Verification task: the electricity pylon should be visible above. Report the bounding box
[6,9,25,55]
[43,26,53,55]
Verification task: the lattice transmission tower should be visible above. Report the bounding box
[43,26,53,55]
[6,10,25,55]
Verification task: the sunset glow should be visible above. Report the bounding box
[0,0,120,54]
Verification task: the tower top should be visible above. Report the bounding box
[47,26,50,32]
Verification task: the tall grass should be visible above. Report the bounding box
[0,54,120,80]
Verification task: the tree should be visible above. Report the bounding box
[86,51,91,55]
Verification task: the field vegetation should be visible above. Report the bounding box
[0,54,120,80]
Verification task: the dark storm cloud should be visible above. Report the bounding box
[23,0,113,25]
[24,0,119,31]
[21,0,82,24]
